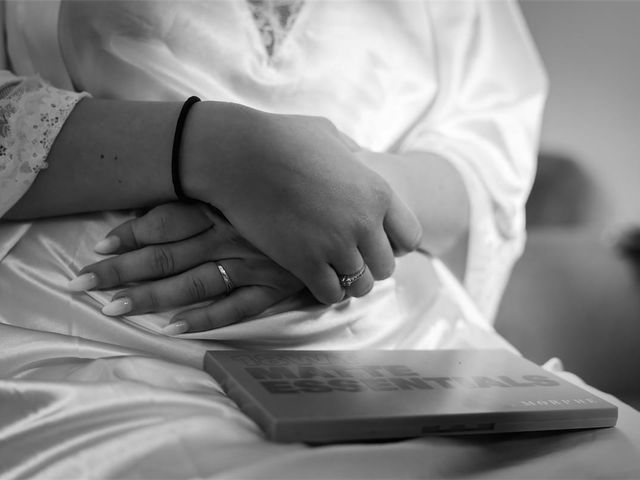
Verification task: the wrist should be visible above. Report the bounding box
[171,96,201,202]
[180,101,261,207]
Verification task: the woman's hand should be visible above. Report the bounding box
[9,97,421,303]
[69,202,305,334]
[181,104,422,304]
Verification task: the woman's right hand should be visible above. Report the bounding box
[181,103,422,304]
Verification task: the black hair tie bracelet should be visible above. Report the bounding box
[172,96,201,201]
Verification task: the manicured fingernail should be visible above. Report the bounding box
[67,273,99,291]
[94,235,121,254]
[101,297,133,316]
[161,321,189,336]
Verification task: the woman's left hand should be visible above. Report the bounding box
[69,202,305,334]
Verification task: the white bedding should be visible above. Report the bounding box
[1,213,640,480]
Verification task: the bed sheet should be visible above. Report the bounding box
[1,214,640,479]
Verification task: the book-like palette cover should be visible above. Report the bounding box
[204,349,617,443]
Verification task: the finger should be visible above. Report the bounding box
[100,258,303,317]
[78,223,261,290]
[344,264,374,298]
[78,230,216,289]
[101,260,244,316]
[94,202,216,254]
[330,251,374,299]
[358,230,396,281]
[300,262,347,305]
[164,285,296,333]
[384,191,422,255]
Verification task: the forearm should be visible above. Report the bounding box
[6,99,276,221]
[362,151,469,257]
[5,98,183,219]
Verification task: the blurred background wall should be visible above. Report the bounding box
[495,1,640,408]
[520,0,640,230]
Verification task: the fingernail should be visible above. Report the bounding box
[161,320,189,336]
[101,297,133,316]
[94,235,121,254]
[67,273,99,291]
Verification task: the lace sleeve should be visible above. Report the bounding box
[0,74,89,218]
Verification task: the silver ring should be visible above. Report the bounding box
[216,263,234,296]
[337,265,367,288]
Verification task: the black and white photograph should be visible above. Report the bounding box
[1,0,639,478]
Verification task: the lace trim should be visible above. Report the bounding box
[246,0,305,57]
[0,76,88,217]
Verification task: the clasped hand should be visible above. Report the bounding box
[72,108,422,333]
[180,105,422,304]
[74,203,305,334]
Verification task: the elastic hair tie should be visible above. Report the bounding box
[172,96,201,201]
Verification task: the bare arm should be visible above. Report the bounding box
[360,151,469,255]
[359,150,469,278]
[5,99,180,218]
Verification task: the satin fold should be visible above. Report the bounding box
[1,343,640,479]
[1,213,640,479]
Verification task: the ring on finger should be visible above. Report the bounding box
[216,262,234,296]
[337,264,367,288]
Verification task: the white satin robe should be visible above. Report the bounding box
[0,0,547,338]
[13,3,636,480]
